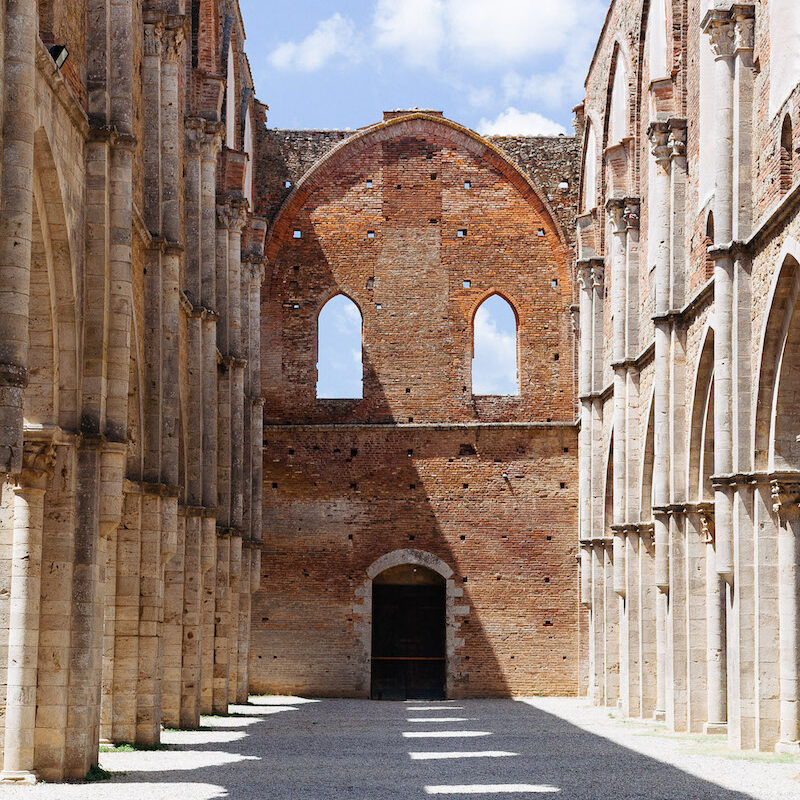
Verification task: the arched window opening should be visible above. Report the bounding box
[244,108,255,206]
[781,114,793,195]
[316,294,363,399]
[607,59,628,146]
[472,294,518,396]
[704,211,715,279]
[581,121,597,213]
[769,0,800,117]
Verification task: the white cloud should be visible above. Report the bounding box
[478,107,566,137]
[445,0,578,66]
[269,13,359,72]
[373,0,445,67]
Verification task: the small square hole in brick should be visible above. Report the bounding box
[408,416,414,422]
[376,303,382,310]
[406,387,411,393]
[350,482,358,490]
[410,483,416,489]
[350,448,358,457]
[560,482,566,489]
[396,184,402,189]
[430,172,437,180]
[545,620,552,626]
[293,229,302,239]
[544,577,550,583]
[462,576,468,582]
[554,353,560,360]
[284,180,292,188]
[408,448,413,456]
[348,534,353,540]
[551,278,558,287]
[460,535,466,541]
[409,534,415,540]
[457,229,467,238]
[463,483,469,489]
[366,277,374,289]
[463,279,471,288]
[366,179,373,188]
[430,218,438,224]
[558,180,569,189]
[537,228,545,236]
[367,230,375,239]
[293,265,300,272]
[547,535,552,541]
[292,303,300,309]
[464,180,471,189]
[563,447,569,453]
[288,448,294,455]
[272,482,278,488]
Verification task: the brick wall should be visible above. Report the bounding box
[252,113,580,697]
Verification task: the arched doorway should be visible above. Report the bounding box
[370,564,446,700]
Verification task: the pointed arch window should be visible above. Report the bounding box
[647,0,669,81]
[472,294,518,396]
[317,295,363,399]
[226,43,236,149]
[607,59,628,146]
[581,121,597,213]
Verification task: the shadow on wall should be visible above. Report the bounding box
[99,698,762,800]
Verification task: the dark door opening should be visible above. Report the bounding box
[370,564,446,700]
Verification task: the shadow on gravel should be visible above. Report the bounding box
[106,698,762,800]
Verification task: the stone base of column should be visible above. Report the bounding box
[653,709,666,722]
[0,770,38,785]
[704,722,728,735]
[775,739,800,755]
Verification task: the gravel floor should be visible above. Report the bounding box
[4,695,800,799]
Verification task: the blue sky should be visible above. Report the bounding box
[240,0,609,135]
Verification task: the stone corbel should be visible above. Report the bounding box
[17,439,57,491]
[771,478,800,524]
[697,502,715,544]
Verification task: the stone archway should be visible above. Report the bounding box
[353,549,469,698]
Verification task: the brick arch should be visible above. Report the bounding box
[354,548,468,697]
[265,113,572,266]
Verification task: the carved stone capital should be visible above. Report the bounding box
[668,118,687,159]
[17,440,57,491]
[143,22,164,58]
[697,502,715,544]
[647,121,671,166]
[771,479,800,521]
[162,26,185,63]
[576,262,593,291]
[606,197,626,234]
[623,197,640,230]
[591,264,605,289]
[185,120,206,156]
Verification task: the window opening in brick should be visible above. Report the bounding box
[284,180,292,188]
[430,172,437,180]
[558,180,569,189]
[366,179,373,188]
[472,294,519,396]
[293,229,302,239]
[367,230,375,239]
[551,279,558,288]
[780,113,793,195]
[463,280,471,288]
[457,229,467,238]
[464,180,471,189]
[316,294,363,399]
[537,228,545,237]
[376,303,382,310]
[292,303,300,309]
[430,218,438,224]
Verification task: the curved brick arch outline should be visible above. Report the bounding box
[353,548,469,698]
[265,113,572,266]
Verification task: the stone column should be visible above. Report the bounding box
[213,535,231,712]
[161,511,185,728]
[703,9,736,583]
[0,0,37,474]
[772,480,800,753]
[181,513,203,727]
[200,516,217,714]
[577,262,593,611]
[699,505,727,734]
[228,534,243,703]
[0,442,55,783]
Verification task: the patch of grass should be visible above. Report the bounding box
[99,741,172,752]
[85,764,112,782]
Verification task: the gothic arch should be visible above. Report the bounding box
[265,113,572,266]
[640,387,656,521]
[687,325,715,502]
[754,244,800,471]
[24,129,79,432]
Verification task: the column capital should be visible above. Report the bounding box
[647,120,671,166]
[161,25,185,63]
[185,119,206,156]
[17,440,57,491]
[771,477,800,520]
[591,263,604,289]
[668,118,687,159]
[143,20,164,57]
[697,502,715,544]
[605,197,626,234]
[701,5,754,58]
[623,197,640,230]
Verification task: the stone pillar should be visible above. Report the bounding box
[0,442,55,783]
[772,480,800,753]
[181,513,203,728]
[213,535,231,712]
[161,511,185,729]
[200,516,217,714]
[703,8,736,583]
[237,543,252,703]
[0,0,37,474]
[228,534,243,703]
[699,505,727,734]
[639,525,658,718]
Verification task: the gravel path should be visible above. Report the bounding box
[4,696,800,799]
